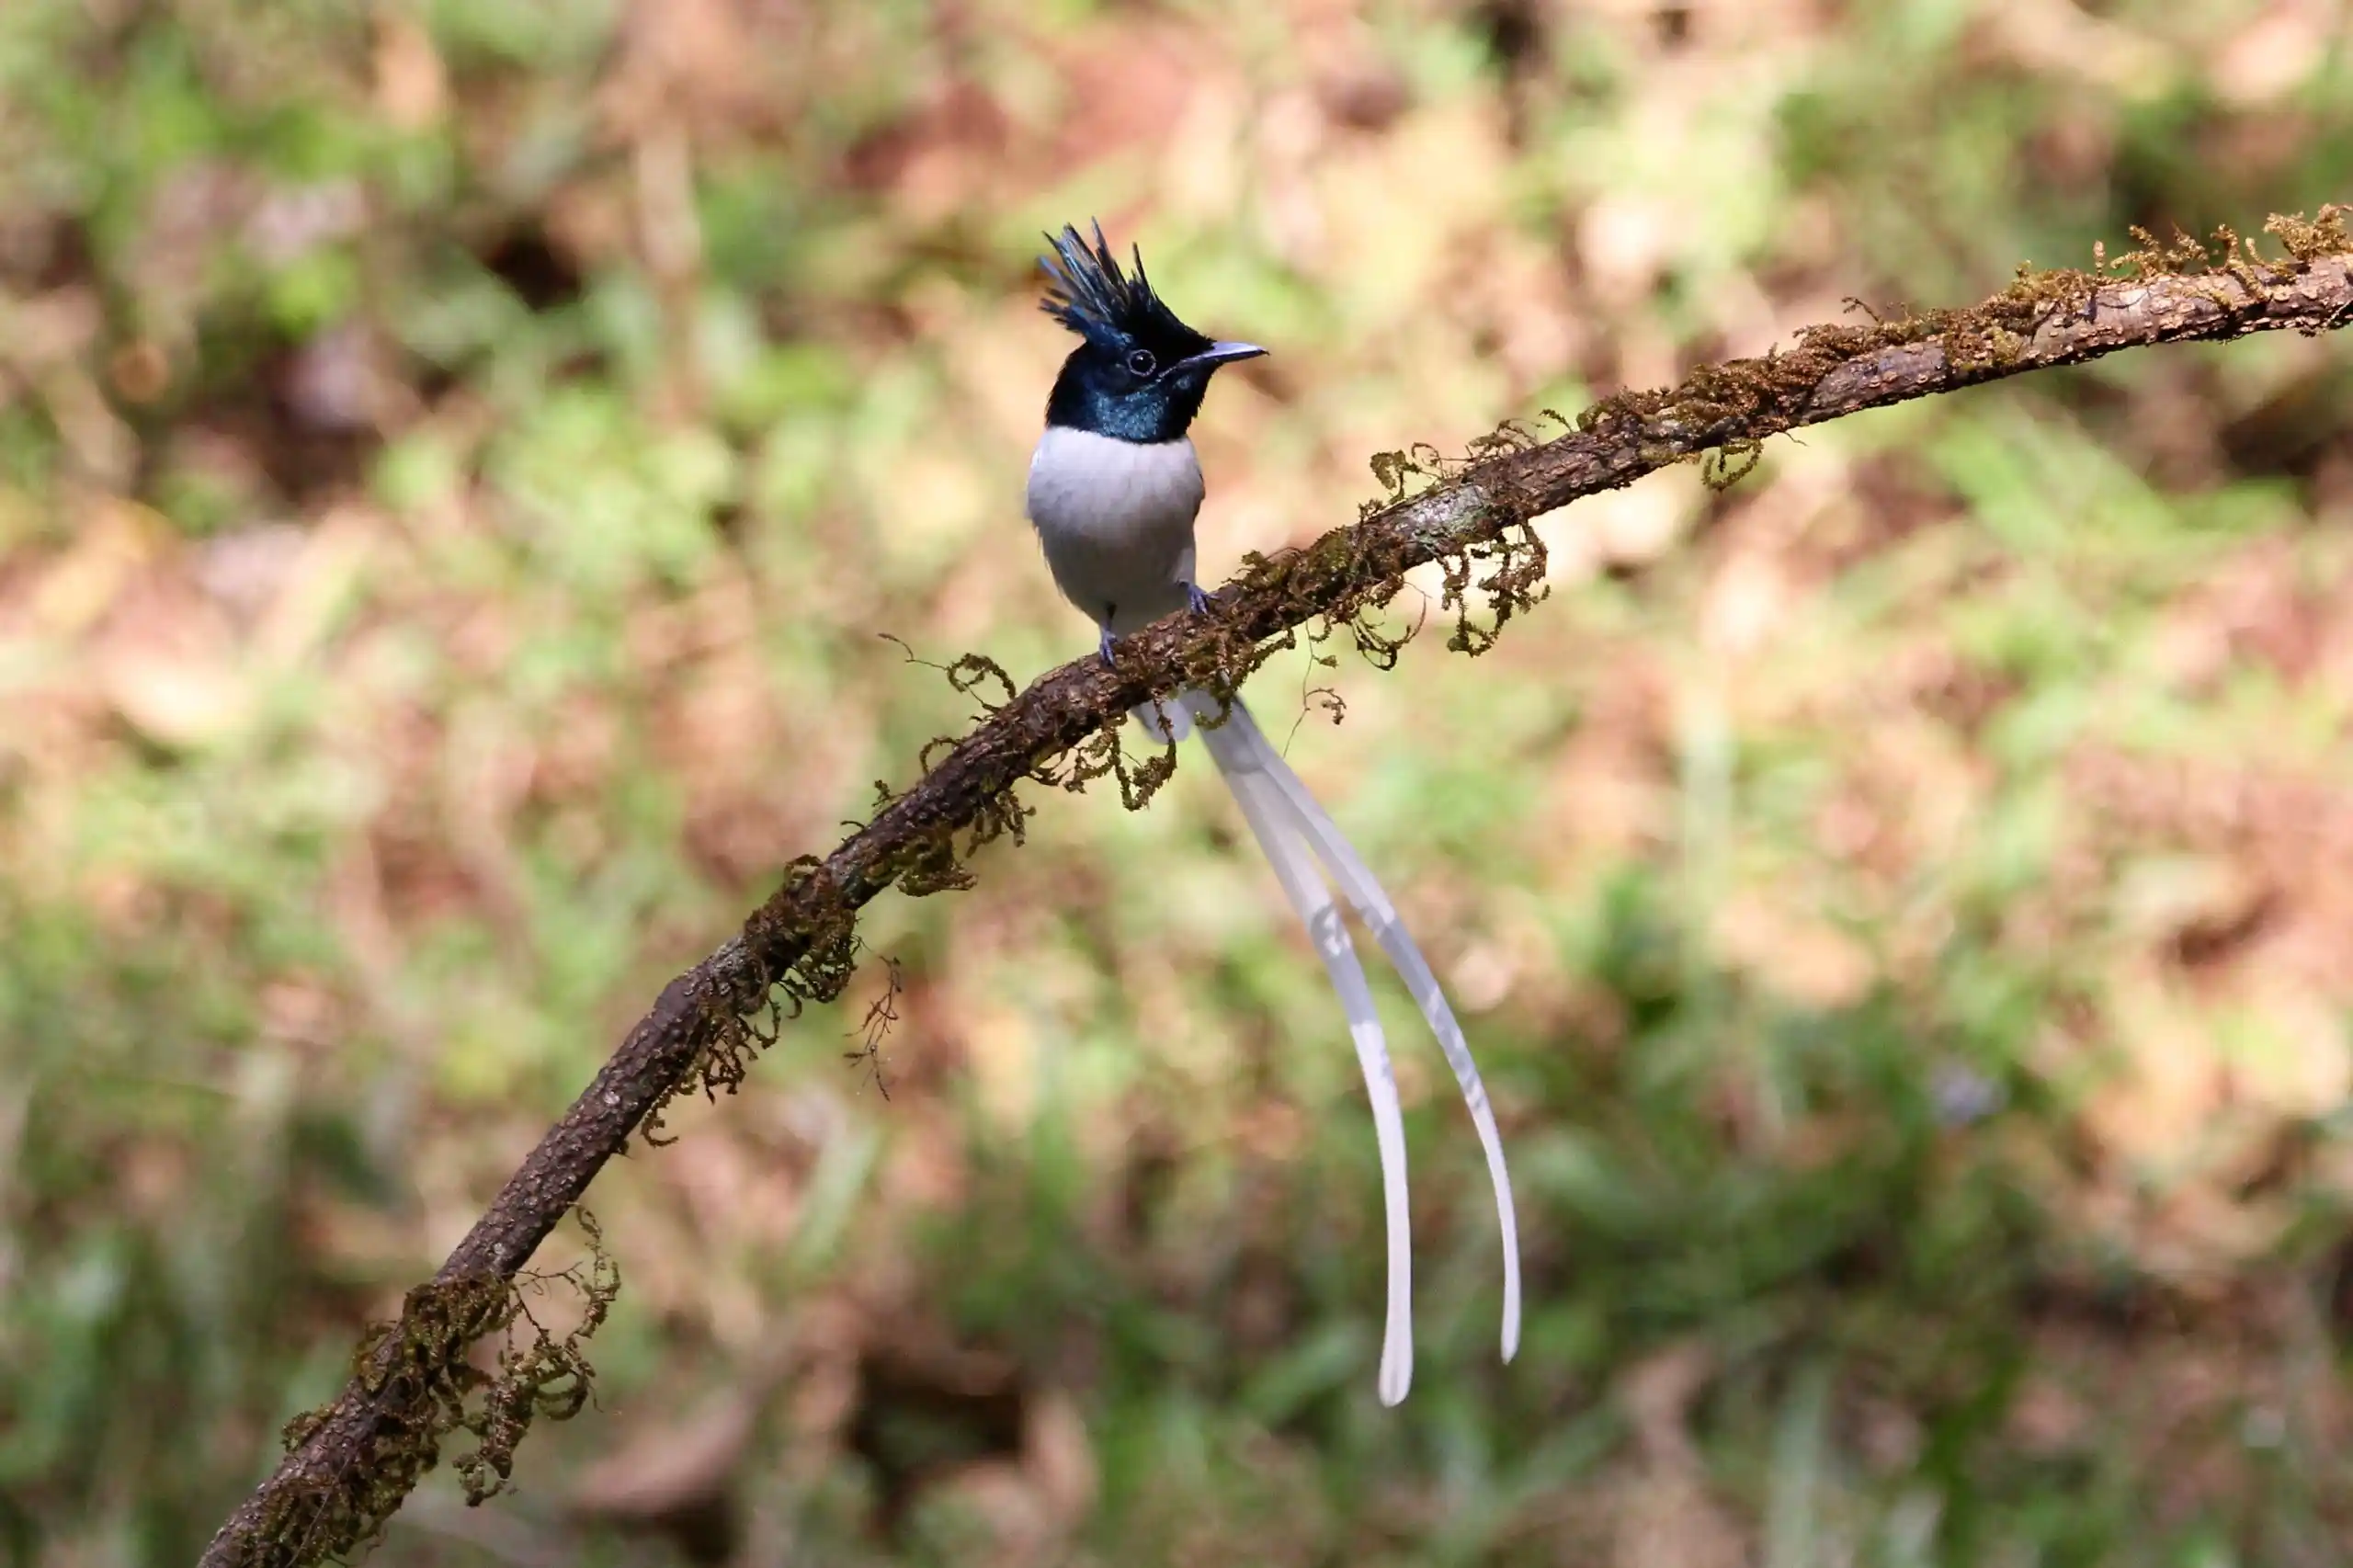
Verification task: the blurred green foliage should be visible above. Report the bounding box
[4,0,2353,1564]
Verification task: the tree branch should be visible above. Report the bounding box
[202,215,2353,1567]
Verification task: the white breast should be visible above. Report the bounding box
[1026,426,1206,634]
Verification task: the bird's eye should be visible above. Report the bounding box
[1124,348,1157,378]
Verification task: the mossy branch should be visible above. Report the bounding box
[201,210,2353,1568]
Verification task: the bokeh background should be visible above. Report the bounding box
[6,1,2353,1563]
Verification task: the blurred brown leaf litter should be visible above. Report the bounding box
[6,0,2353,1563]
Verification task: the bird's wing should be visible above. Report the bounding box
[1186,691,1522,1370]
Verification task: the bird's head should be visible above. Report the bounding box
[1038,222,1265,444]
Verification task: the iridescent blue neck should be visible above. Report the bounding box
[1044,350,1208,444]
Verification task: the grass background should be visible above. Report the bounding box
[4,0,2353,1563]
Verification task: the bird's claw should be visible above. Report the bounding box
[1101,588,1206,668]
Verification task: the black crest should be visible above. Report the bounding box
[1038,221,1189,348]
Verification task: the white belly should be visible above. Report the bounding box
[1026,426,1205,634]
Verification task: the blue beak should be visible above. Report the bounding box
[1168,340,1268,376]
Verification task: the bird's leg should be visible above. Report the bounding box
[1185,581,1212,617]
[1097,611,1119,669]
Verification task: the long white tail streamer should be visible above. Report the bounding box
[1216,733,1417,1403]
[1138,688,1522,1401]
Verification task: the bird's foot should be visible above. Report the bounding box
[1185,582,1212,617]
[1097,625,1119,669]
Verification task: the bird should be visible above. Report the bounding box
[1023,221,1520,1405]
